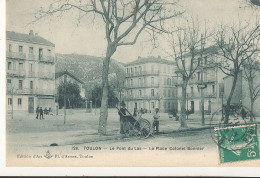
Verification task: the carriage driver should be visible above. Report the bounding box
[118,101,127,134]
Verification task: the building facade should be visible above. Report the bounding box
[176,48,226,115]
[55,70,86,99]
[123,56,178,113]
[224,70,260,116]
[6,30,55,113]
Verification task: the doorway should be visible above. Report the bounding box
[190,101,194,114]
[28,97,34,113]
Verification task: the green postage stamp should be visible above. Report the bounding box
[215,124,260,163]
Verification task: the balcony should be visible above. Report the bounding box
[38,72,54,80]
[203,77,216,83]
[28,71,36,78]
[124,95,158,100]
[7,70,26,77]
[125,83,159,89]
[6,88,54,96]
[37,89,55,95]
[39,55,55,63]
[28,54,36,61]
[126,70,160,77]
[6,51,26,60]
[6,88,35,95]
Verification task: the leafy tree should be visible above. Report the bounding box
[90,84,118,109]
[58,82,83,108]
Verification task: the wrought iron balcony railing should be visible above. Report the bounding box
[6,52,26,60]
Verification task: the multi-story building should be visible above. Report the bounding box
[123,56,178,113]
[55,70,86,99]
[6,30,55,113]
[176,46,226,115]
[178,58,224,114]
[224,68,260,116]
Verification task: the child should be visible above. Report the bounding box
[153,108,160,134]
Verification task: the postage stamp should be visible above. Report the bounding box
[215,124,260,163]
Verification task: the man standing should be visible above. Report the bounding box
[39,107,44,120]
[36,106,39,119]
[153,108,160,134]
[118,102,127,134]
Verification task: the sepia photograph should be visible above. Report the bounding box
[2,0,260,175]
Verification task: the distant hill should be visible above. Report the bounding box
[55,53,125,85]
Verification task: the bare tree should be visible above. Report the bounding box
[35,0,182,134]
[168,20,209,128]
[243,57,260,120]
[216,23,260,124]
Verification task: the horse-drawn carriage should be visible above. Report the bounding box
[116,106,152,139]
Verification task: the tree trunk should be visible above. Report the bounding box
[180,79,188,127]
[224,74,238,124]
[249,79,255,122]
[250,100,254,122]
[98,44,116,135]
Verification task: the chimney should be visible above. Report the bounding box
[29,30,34,36]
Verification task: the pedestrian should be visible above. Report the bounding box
[36,106,39,119]
[44,107,48,115]
[153,108,160,134]
[39,107,44,120]
[133,107,137,117]
[118,101,127,134]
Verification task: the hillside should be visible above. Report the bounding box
[55,53,125,84]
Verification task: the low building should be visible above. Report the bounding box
[55,70,86,99]
[6,30,55,113]
[123,56,178,113]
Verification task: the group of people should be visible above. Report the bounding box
[118,102,160,135]
[36,107,52,120]
[36,107,44,120]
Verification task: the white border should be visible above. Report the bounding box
[1,0,260,176]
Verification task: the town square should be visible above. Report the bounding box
[2,0,260,175]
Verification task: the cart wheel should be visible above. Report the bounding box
[134,118,151,139]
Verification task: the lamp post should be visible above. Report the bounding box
[11,87,14,120]
[64,74,67,124]
[186,93,189,120]
[221,91,224,120]
[197,69,207,126]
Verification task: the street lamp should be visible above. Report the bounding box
[186,93,189,120]
[220,91,224,120]
[64,74,67,124]
[197,82,207,125]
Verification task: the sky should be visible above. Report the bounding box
[6,0,260,63]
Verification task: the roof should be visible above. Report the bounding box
[6,31,55,47]
[125,56,175,67]
[177,45,219,59]
[55,70,84,84]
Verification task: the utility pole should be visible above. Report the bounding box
[64,74,67,124]
[197,59,206,126]
[201,70,205,126]
[11,87,14,120]
[186,93,189,120]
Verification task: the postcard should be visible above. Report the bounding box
[4,0,260,170]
